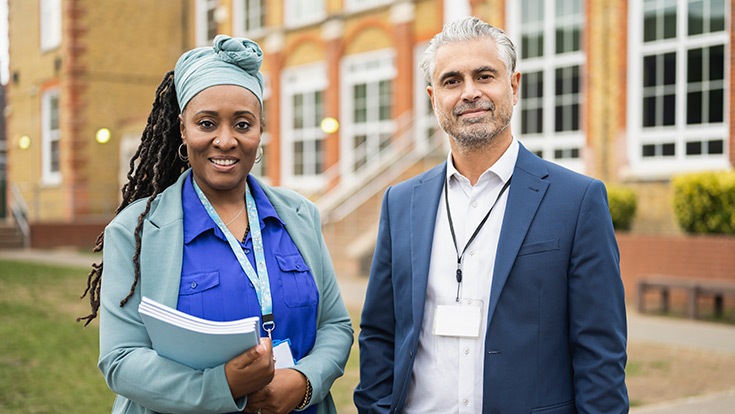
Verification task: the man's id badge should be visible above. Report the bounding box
[432,299,484,338]
[272,338,296,369]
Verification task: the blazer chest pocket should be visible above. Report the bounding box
[518,238,559,257]
[276,253,318,308]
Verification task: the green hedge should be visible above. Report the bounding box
[607,185,637,231]
[672,171,735,235]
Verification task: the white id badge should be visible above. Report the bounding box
[273,340,296,369]
[432,299,484,338]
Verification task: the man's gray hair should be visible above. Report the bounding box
[419,16,517,85]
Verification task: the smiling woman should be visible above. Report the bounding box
[78,35,352,414]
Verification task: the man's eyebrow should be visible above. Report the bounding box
[475,66,498,75]
[439,71,461,84]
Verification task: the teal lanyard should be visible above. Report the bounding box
[192,178,275,337]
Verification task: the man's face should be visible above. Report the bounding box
[428,38,520,152]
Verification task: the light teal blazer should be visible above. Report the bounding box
[98,170,353,414]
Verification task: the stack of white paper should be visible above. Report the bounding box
[138,296,260,370]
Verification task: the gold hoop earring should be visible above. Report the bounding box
[254,146,263,164]
[178,143,189,162]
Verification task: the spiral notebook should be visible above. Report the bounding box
[138,296,260,370]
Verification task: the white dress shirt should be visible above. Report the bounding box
[403,139,519,414]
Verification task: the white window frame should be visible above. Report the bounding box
[508,0,586,173]
[413,43,442,152]
[250,74,270,182]
[344,0,392,13]
[284,0,325,28]
[40,0,62,51]
[196,0,219,46]
[340,49,397,182]
[41,88,61,185]
[627,0,730,177]
[281,63,328,190]
[233,0,266,37]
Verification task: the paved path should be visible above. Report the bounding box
[2,248,734,413]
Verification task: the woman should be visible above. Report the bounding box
[79,35,353,414]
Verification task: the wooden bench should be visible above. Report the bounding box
[637,276,735,319]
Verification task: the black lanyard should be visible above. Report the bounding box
[445,175,512,301]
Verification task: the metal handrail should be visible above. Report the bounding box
[9,182,31,248]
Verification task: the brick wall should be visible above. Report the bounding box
[617,233,735,313]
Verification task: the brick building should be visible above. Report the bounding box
[3,0,734,265]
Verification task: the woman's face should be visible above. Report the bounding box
[180,84,261,199]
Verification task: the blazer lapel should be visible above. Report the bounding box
[410,163,446,327]
[140,171,189,308]
[487,145,549,325]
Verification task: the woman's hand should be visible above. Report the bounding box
[243,368,308,414]
[225,338,275,400]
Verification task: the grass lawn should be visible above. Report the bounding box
[2,258,735,413]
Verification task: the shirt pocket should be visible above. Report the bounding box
[178,270,221,317]
[275,253,318,308]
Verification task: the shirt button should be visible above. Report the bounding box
[464,347,470,354]
[190,282,197,289]
[469,249,475,255]
[462,399,469,406]
[472,201,478,208]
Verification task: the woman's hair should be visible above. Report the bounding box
[77,71,187,326]
[418,16,517,85]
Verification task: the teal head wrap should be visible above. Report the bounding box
[174,35,265,112]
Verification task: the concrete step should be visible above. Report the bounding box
[0,223,25,249]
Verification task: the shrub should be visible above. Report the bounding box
[672,171,735,234]
[607,185,637,231]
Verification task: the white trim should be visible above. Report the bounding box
[627,0,731,176]
[413,42,441,152]
[339,49,397,182]
[284,0,326,28]
[195,0,218,46]
[41,88,61,186]
[39,0,61,51]
[508,0,586,173]
[280,62,328,190]
[345,0,393,13]
[232,0,266,38]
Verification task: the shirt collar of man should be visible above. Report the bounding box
[445,138,519,190]
[182,173,284,244]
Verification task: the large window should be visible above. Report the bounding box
[196,0,219,45]
[512,0,585,171]
[42,89,61,185]
[628,0,728,173]
[40,0,62,51]
[284,0,325,27]
[341,50,396,177]
[234,0,265,35]
[281,63,327,188]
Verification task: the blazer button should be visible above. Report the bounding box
[190,282,197,289]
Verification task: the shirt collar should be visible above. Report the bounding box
[182,173,284,244]
[446,138,519,187]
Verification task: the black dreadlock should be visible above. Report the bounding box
[78,71,188,326]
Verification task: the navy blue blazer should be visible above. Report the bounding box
[355,143,628,414]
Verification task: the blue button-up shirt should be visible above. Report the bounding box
[179,173,318,366]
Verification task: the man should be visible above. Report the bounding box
[354,17,628,414]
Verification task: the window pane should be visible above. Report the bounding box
[711,0,725,31]
[314,139,324,173]
[354,84,367,123]
[687,91,703,124]
[663,94,676,125]
[643,96,656,127]
[379,80,391,121]
[708,88,723,122]
[687,48,702,82]
[663,5,677,39]
[314,91,324,127]
[293,93,303,129]
[709,45,724,81]
[662,143,675,156]
[686,141,702,155]
[688,0,704,35]
[642,144,656,157]
[663,52,676,85]
[643,55,657,87]
[644,10,657,42]
[708,139,724,154]
[293,141,304,175]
